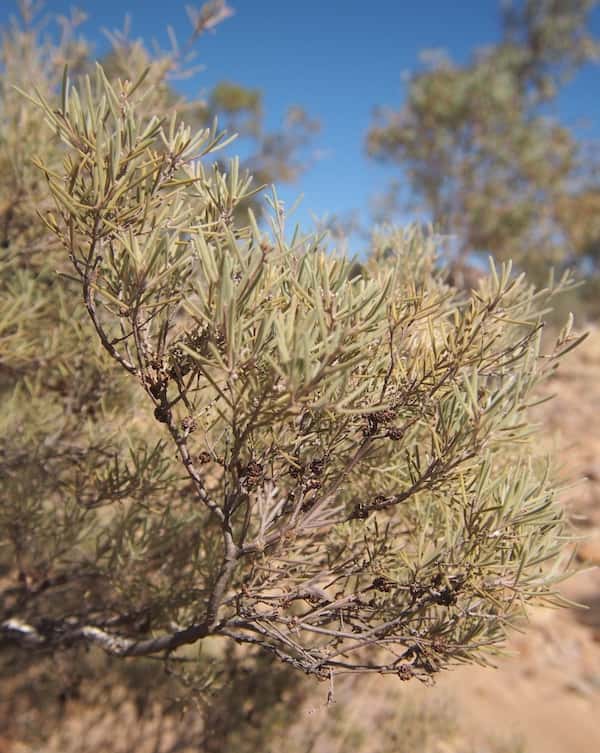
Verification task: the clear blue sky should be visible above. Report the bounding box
[2,1,599,251]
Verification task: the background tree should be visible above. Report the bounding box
[367,0,600,306]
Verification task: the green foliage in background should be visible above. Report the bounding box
[367,0,600,311]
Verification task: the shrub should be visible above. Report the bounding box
[1,23,584,690]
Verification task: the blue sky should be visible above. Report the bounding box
[2,1,599,251]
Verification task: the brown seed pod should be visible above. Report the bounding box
[149,379,167,399]
[153,405,172,424]
[309,457,326,476]
[397,664,414,681]
[372,576,394,592]
[244,460,263,477]
[386,426,404,441]
[351,502,371,520]
[181,416,197,434]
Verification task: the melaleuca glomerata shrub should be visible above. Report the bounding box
[1,61,585,688]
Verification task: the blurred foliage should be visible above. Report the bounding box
[0,644,528,753]
[367,0,600,316]
[1,639,310,752]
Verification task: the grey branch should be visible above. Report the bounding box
[1,617,213,657]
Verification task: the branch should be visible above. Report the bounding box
[166,418,226,524]
[1,616,213,657]
[83,278,138,375]
[204,530,239,631]
[80,229,139,376]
